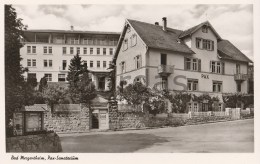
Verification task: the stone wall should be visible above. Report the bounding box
[44,104,90,133]
[108,99,146,129]
[6,132,62,152]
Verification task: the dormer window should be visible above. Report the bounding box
[202,25,208,33]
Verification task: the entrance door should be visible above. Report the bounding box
[98,77,105,91]
[92,113,99,129]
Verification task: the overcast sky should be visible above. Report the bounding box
[13,4,253,60]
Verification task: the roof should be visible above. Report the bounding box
[127,19,194,54]
[23,29,120,35]
[21,104,47,112]
[217,40,252,62]
[179,21,222,40]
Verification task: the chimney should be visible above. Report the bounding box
[155,22,159,26]
[162,17,167,31]
[70,25,74,31]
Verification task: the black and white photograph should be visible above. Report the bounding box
[2,1,260,163]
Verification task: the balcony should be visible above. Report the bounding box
[158,65,174,76]
[234,73,247,81]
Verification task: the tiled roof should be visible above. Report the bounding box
[179,21,222,40]
[217,40,252,62]
[23,29,120,35]
[127,19,194,54]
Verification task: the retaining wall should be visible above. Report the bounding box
[6,132,61,152]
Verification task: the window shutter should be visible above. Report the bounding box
[140,55,142,67]
[184,57,187,70]
[134,57,136,69]
[209,61,212,72]
[212,41,214,51]
[222,62,225,74]
[198,59,201,72]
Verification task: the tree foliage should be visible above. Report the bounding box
[67,54,96,104]
[39,76,47,92]
[5,5,28,121]
[223,93,254,108]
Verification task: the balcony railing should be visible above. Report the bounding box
[158,65,174,76]
[234,73,247,81]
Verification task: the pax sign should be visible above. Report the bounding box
[201,74,209,79]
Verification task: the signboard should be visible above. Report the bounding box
[201,74,209,79]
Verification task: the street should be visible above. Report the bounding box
[59,119,254,153]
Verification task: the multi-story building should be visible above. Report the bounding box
[113,18,253,111]
[20,27,120,91]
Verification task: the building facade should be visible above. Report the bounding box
[20,27,120,91]
[113,18,253,112]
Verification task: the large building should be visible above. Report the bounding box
[113,18,253,111]
[20,27,120,91]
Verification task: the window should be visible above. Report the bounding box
[188,103,192,112]
[83,47,87,54]
[27,46,31,53]
[161,77,168,90]
[43,60,52,67]
[202,25,208,33]
[32,46,36,53]
[83,61,88,67]
[97,61,100,68]
[27,59,31,67]
[58,74,66,82]
[192,59,198,71]
[185,57,201,71]
[210,61,224,74]
[90,48,93,54]
[236,64,240,74]
[123,39,128,51]
[194,103,198,112]
[103,61,106,68]
[103,48,106,55]
[90,61,93,68]
[44,74,52,82]
[70,47,74,54]
[77,47,80,54]
[187,79,198,91]
[109,48,113,55]
[62,60,67,70]
[198,38,214,51]
[97,48,100,55]
[32,59,36,67]
[135,55,142,69]
[70,38,79,44]
[120,61,126,73]
[43,46,48,54]
[213,81,222,92]
[44,60,48,67]
[218,104,222,111]
[43,46,52,54]
[49,60,52,67]
[48,47,52,54]
[62,47,66,54]
[196,38,202,49]
[131,34,137,46]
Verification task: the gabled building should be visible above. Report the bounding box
[113,18,253,111]
[20,27,120,91]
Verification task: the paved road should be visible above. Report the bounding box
[59,119,254,153]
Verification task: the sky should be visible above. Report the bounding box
[13,4,253,60]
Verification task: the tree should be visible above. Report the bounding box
[27,76,38,88]
[39,76,47,92]
[5,5,28,125]
[42,85,69,111]
[67,54,96,104]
